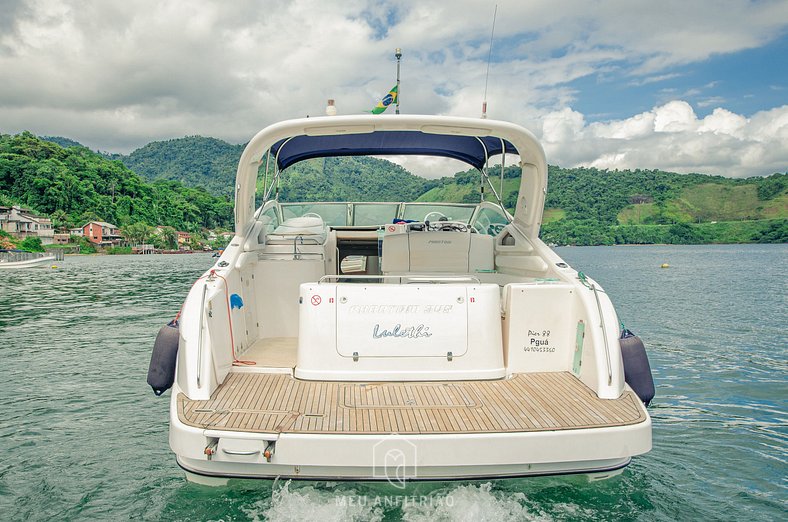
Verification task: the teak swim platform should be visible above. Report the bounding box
[178,372,646,435]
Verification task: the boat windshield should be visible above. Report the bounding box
[401,204,475,223]
[281,203,350,226]
[278,202,478,227]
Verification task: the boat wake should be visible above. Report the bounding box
[247,480,591,521]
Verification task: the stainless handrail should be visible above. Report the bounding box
[405,276,482,284]
[221,448,260,456]
[196,283,208,388]
[591,283,613,385]
[257,252,323,259]
[318,274,481,284]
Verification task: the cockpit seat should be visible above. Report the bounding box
[267,215,328,245]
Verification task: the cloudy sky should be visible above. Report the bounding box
[1,0,786,178]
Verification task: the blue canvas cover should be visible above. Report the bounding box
[270,131,517,171]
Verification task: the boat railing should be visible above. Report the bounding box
[318,274,481,284]
[0,250,60,263]
[590,283,613,386]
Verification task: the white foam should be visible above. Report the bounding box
[243,480,597,521]
[246,481,383,522]
[399,482,547,522]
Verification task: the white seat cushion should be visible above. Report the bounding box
[268,216,327,244]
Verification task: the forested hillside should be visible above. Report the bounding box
[419,166,788,244]
[0,132,233,231]
[41,136,85,149]
[119,136,433,201]
[121,136,244,197]
[4,131,785,245]
[275,156,433,202]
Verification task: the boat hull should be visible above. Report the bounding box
[176,455,632,483]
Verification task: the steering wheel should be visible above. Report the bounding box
[439,221,469,232]
[422,220,468,232]
[423,211,448,223]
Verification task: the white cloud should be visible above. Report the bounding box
[540,102,788,177]
[698,108,747,137]
[653,100,698,133]
[628,73,683,87]
[542,108,585,144]
[590,111,654,139]
[0,0,785,179]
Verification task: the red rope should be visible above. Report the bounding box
[210,270,255,366]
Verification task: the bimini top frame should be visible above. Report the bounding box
[234,115,547,238]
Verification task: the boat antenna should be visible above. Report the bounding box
[395,48,402,114]
[482,5,497,119]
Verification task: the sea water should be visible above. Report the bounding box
[0,245,785,520]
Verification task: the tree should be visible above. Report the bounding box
[188,233,204,250]
[154,226,178,250]
[120,222,152,245]
[0,132,233,232]
[49,209,71,228]
[76,236,96,254]
[19,236,45,252]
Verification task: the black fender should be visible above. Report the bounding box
[620,329,655,406]
[147,319,180,396]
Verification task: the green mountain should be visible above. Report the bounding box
[41,136,86,149]
[120,136,433,201]
[0,132,233,231]
[121,136,244,197]
[419,165,788,244]
[3,130,785,245]
[275,156,433,203]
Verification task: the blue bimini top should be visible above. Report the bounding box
[270,130,517,171]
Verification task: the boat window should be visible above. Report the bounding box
[281,203,348,226]
[401,204,475,223]
[472,207,509,236]
[353,204,399,226]
[260,207,279,235]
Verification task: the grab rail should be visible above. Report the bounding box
[196,283,208,388]
[590,283,613,385]
[221,448,260,456]
[318,274,481,284]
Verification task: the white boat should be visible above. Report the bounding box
[0,250,56,269]
[149,115,654,486]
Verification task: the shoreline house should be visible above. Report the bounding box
[83,221,122,246]
[0,205,55,244]
[177,231,192,250]
[53,233,71,245]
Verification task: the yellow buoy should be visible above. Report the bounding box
[660,263,670,268]
[51,265,58,269]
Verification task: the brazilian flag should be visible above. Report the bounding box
[371,85,398,114]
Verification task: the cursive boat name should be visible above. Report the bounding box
[372,323,432,339]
